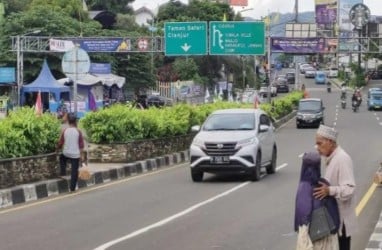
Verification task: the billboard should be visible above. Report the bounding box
[339,0,363,33]
[271,37,327,54]
[0,67,15,83]
[315,0,337,25]
[230,0,248,6]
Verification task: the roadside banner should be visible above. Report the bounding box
[271,37,326,53]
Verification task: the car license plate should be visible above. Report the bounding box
[211,156,230,164]
[375,105,380,108]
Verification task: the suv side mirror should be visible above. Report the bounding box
[259,124,269,133]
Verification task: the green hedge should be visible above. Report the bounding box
[0,108,61,158]
[80,91,303,144]
[0,91,303,157]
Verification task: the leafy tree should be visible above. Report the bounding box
[121,52,155,94]
[86,0,134,14]
[156,0,238,88]
[1,0,31,15]
[173,58,199,81]
[0,5,103,80]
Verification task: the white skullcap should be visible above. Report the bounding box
[316,125,338,142]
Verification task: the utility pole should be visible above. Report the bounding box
[293,0,299,23]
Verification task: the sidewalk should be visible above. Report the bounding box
[0,150,189,209]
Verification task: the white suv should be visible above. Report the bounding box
[189,108,277,182]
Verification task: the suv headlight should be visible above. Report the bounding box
[237,137,257,147]
[296,113,303,119]
[314,112,323,118]
[191,138,204,148]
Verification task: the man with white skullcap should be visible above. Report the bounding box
[313,125,357,250]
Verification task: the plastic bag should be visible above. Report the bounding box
[78,165,91,181]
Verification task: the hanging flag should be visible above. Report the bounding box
[88,88,97,111]
[254,94,259,109]
[272,12,280,24]
[35,91,43,116]
[204,88,210,103]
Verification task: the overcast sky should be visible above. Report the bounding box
[132,0,382,18]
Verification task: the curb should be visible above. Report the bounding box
[0,150,189,209]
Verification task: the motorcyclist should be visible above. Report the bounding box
[351,89,362,107]
[326,81,331,93]
[340,85,347,100]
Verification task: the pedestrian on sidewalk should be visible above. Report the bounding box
[313,125,357,250]
[294,151,339,250]
[56,113,85,192]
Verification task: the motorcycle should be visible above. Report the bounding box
[340,92,346,109]
[341,99,346,109]
[352,97,361,112]
[327,82,331,93]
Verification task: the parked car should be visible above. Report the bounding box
[259,84,277,97]
[327,67,338,78]
[304,67,316,78]
[147,95,173,108]
[189,108,277,182]
[315,71,327,84]
[275,82,289,93]
[299,63,312,74]
[296,98,325,128]
[367,89,382,111]
[285,71,296,84]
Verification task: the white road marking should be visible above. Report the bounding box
[380,122,382,126]
[298,153,304,158]
[93,182,250,250]
[94,164,288,250]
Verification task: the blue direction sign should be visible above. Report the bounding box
[165,22,207,56]
[209,21,265,55]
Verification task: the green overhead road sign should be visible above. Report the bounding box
[209,21,265,55]
[165,22,207,56]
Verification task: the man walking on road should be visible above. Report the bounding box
[313,125,357,250]
[57,113,85,192]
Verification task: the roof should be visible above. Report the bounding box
[21,59,70,93]
[212,108,264,115]
[134,6,154,16]
[299,98,321,102]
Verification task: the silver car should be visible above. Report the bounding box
[189,108,277,182]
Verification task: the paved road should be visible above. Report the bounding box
[0,75,381,250]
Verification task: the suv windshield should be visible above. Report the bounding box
[299,101,321,111]
[203,113,256,131]
[371,93,382,100]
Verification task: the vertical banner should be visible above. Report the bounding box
[315,0,337,25]
[338,0,363,51]
[339,0,363,33]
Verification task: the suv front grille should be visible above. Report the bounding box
[203,143,238,156]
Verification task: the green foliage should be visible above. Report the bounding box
[173,58,199,81]
[1,93,303,156]
[0,107,60,158]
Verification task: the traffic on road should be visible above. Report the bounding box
[0,71,382,250]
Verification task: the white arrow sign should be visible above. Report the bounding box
[181,43,191,52]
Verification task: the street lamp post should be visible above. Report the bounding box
[349,3,370,72]
[16,30,41,106]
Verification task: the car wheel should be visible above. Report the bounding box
[296,123,301,129]
[266,146,277,174]
[191,169,203,182]
[249,152,261,181]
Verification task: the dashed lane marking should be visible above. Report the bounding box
[93,163,289,250]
